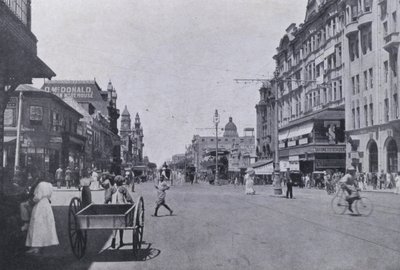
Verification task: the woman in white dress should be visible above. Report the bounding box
[25,178,59,254]
[245,168,256,195]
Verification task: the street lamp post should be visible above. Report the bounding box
[271,78,282,195]
[213,109,220,185]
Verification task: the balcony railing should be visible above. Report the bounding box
[384,32,400,52]
[1,0,30,27]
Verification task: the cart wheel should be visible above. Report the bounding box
[133,196,144,257]
[68,197,87,259]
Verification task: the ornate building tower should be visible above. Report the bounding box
[120,106,131,138]
[133,113,144,164]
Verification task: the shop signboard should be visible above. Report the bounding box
[50,137,62,144]
[279,160,290,171]
[299,138,308,145]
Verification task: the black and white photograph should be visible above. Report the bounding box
[0,0,399,269]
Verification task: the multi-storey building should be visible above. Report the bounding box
[191,117,256,177]
[42,80,122,174]
[273,0,347,174]
[344,0,400,174]
[3,85,84,180]
[0,0,55,186]
[254,82,276,176]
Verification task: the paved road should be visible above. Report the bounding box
[8,182,400,270]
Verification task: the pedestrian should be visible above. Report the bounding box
[386,172,392,189]
[91,168,99,190]
[245,168,256,195]
[55,166,63,189]
[153,174,173,217]
[372,172,378,190]
[100,172,115,204]
[305,173,310,188]
[73,166,80,190]
[80,170,94,208]
[65,167,72,189]
[285,169,293,199]
[20,175,40,232]
[379,170,386,189]
[110,175,134,248]
[395,172,400,195]
[25,174,59,254]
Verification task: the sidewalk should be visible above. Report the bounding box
[362,185,398,194]
[52,186,104,192]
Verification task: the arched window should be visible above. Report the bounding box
[368,140,378,173]
[387,139,398,173]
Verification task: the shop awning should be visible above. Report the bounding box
[3,136,16,144]
[287,122,314,139]
[252,160,274,175]
[278,130,289,141]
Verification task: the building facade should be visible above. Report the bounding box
[0,0,55,187]
[42,80,122,173]
[119,106,145,173]
[191,117,256,176]
[343,0,400,174]
[3,85,84,181]
[273,0,347,174]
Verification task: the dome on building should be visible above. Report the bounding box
[223,117,239,137]
[122,105,130,116]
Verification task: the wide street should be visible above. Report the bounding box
[9,181,400,270]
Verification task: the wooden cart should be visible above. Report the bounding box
[68,196,144,259]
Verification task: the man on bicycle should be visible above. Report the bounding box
[339,167,359,213]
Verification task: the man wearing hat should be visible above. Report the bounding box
[339,167,358,213]
[245,167,256,195]
[285,168,294,199]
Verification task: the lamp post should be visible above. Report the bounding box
[271,77,282,195]
[213,109,220,185]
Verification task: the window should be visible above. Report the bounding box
[349,34,359,61]
[352,76,356,95]
[364,105,368,127]
[392,53,398,77]
[356,75,360,93]
[4,108,16,127]
[333,82,337,100]
[384,98,389,122]
[384,61,389,83]
[51,111,62,132]
[29,106,43,122]
[352,108,356,129]
[394,94,399,119]
[356,107,360,128]
[369,103,374,125]
[364,71,368,91]
[364,0,372,12]
[383,21,388,37]
[361,25,372,54]
[393,12,397,32]
[369,68,373,88]
[339,80,343,99]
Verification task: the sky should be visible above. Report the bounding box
[31,0,308,166]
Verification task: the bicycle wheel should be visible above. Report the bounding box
[331,193,347,215]
[355,197,373,216]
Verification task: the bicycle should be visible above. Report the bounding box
[330,187,373,216]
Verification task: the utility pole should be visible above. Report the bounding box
[14,91,23,178]
[213,109,220,185]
